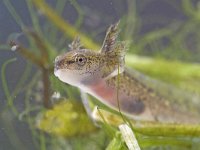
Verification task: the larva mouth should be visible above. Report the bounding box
[54,68,60,77]
[54,64,67,78]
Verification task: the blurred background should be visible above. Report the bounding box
[0,0,200,150]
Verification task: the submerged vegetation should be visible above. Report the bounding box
[1,0,200,150]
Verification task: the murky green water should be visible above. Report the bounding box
[1,0,200,150]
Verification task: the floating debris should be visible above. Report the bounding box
[9,40,19,51]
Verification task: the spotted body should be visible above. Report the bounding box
[54,22,200,124]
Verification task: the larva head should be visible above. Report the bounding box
[54,21,127,87]
[54,48,102,87]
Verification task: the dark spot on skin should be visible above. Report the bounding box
[67,60,75,64]
[120,98,145,114]
[147,88,153,93]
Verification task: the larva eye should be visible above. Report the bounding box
[75,54,87,66]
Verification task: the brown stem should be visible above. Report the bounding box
[24,30,49,66]
[10,40,52,108]
[26,31,52,108]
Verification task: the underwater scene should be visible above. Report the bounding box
[1,0,200,150]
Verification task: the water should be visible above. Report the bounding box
[0,0,200,150]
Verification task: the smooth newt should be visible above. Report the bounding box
[54,22,200,124]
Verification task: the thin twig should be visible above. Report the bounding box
[9,40,52,108]
[24,30,49,67]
